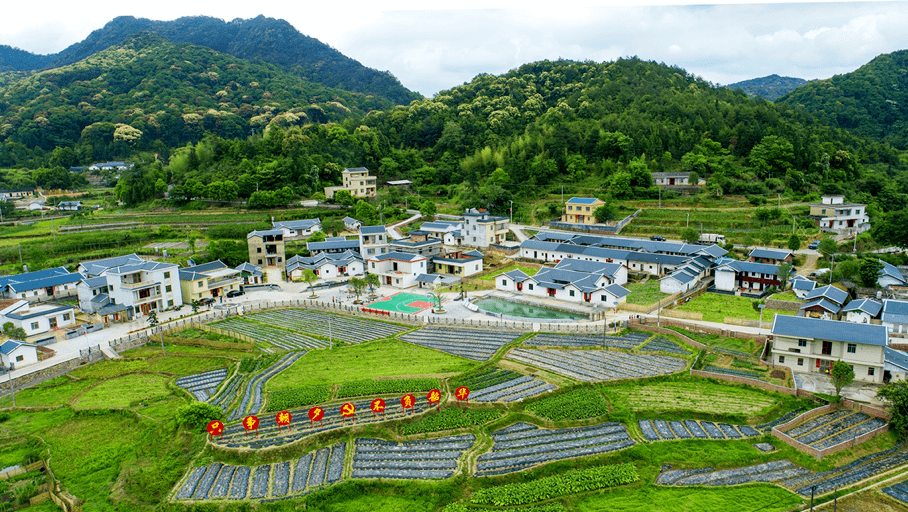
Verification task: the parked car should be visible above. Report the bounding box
[810,268,830,278]
[808,240,820,250]
[650,235,666,241]
[226,289,244,298]
[199,297,216,306]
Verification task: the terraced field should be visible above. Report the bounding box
[174,442,346,502]
[212,318,329,351]
[638,419,761,441]
[657,460,810,486]
[783,410,888,450]
[400,327,521,361]
[227,352,305,421]
[352,435,475,479]
[883,478,908,505]
[525,332,650,349]
[604,380,779,415]
[505,348,686,382]
[245,309,408,344]
[175,368,229,402]
[475,422,635,477]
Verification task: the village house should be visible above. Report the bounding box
[878,260,907,288]
[432,250,484,277]
[799,284,850,320]
[324,167,377,199]
[560,197,605,225]
[841,298,883,324]
[882,299,908,336]
[77,254,182,321]
[0,339,39,370]
[272,218,321,239]
[652,172,693,186]
[179,260,243,303]
[247,229,285,267]
[366,252,428,288]
[308,237,361,256]
[748,248,793,265]
[0,267,82,302]
[286,251,364,281]
[713,258,784,294]
[462,209,509,248]
[808,195,870,235]
[496,258,629,307]
[0,299,76,343]
[235,262,264,286]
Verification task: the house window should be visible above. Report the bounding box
[869,367,876,376]
[164,272,170,279]
[197,281,204,288]
[63,313,71,321]
[778,355,785,364]
[847,343,857,354]
[569,290,575,297]
[168,300,174,307]
[798,339,807,347]
[166,285,172,293]
[30,322,39,330]
[501,279,506,286]
[797,358,804,366]
[371,262,375,269]
[528,284,534,290]
[16,355,23,362]
[257,248,262,253]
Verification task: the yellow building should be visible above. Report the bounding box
[178,260,243,303]
[324,168,377,199]
[561,197,605,225]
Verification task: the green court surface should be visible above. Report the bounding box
[365,292,440,314]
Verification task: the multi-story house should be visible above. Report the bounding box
[808,195,870,235]
[78,254,182,320]
[366,252,428,288]
[179,260,243,303]
[713,258,784,294]
[462,209,509,248]
[324,167,377,199]
[561,197,605,225]
[247,229,285,267]
[771,315,887,383]
[359,225,391,257]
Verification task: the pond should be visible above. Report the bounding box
[474,298,588,321]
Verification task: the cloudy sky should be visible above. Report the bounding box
[1,1,906,96]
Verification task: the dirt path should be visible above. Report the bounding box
[797,253,819,276]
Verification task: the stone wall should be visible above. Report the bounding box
[765,298,802,311]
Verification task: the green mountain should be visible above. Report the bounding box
[0,32,392,163]
[0,15,420,105]
[776,50,908,149]
[724,74,807,101]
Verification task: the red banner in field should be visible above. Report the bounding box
[341,402,356,423]
[401,394,415,412]
[455,386,469,407]
[276,411,292,432]
[427,389,441,410]
[371,398,386,417]
[308,406,324,427]
[243,415,259,436]
[206,420,223,438]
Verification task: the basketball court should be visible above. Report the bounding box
[364,292,443,314]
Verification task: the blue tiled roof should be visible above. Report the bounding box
[799,298,841,314]
[6,272,83,292]
[416,274,443,283]
[771,315,887,346]
[885,347,908,371]
[501,269,530,281]
[360,225,387,235]
[882,299,908,325]
[604,283,630,298]
[307,239,360,251]
[792,277,817,291]
[749,248,792,260]
[0,267,71,288]
[841,298,883,317]
[1,340,34,355]
[370,252,425,262]
[879,260,907,285]
[804,285,849,305]
[566,197,599,204]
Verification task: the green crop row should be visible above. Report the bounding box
[238,354,280,374]
[335,377,439,398]
[524,388,609,421]
[265,386,332,412]
[401,407,501,435]
[452,368,520,391]
[444,503,566,512]
[470,463,639,506]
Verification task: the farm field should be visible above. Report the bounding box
[0,376,97,408]
[267,339,478,390]
[674,293,796,323]
[71,373,171,409]
[602,378,792,418]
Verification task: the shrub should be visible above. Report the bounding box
[175,402,222,432]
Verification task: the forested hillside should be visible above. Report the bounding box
[0,16,420,105]
[725,74,807,101]
[777,50,908,150]
[0,33,389,165]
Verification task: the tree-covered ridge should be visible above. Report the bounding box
[0,32,391,164]
[0,15,420,105]
[777,50,908,149]
[724,74,808,101]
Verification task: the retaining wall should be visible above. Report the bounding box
[772,401,892,459]
[765,298,801,311]
[690,369,797,395]
[631,317,768,345]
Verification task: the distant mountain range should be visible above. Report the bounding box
[724,74,808,101]
[0,15,421,105]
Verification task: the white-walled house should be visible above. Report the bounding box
[78,254,182,320]
[495,259,629,307]
[286,251,364,281]
[0,267,82,302]
[878,260,907,289]
[841,298,883,324]
[273,218,321,239]
[366,252,428,288]
[882,299,908,335]
[713,259,784,293]
[360,225,391,257]
[0,340,38,370]
[0,300,76,342]
[791,276,817,299]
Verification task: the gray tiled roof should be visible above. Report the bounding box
[799,298,841,314]
[885,347,908,371]
[841,298,883,317]
[360,225,387,235]
[879,260,907,286]
[749,248,792,260]
[771,315,887,346]
[882,299,908,325]
[804,285,849,306]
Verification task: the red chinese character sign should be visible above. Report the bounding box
[308,406,324,428]
[427,389,441,410]
[243,415,260,437]
[401,394,415,414]
[370,398,386,418]
[276,411,292,432]
[206,420,224,440]
[455,386,469,407]
[341,402,356,424]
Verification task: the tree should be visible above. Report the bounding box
[830,360,855,397]
[191,300,200,314]
[787,234,801,252]
[680,227,699,244]
[857,258,884,288]
[301,269,318,297]
[349,276,368,303]
[777,262,793,290]
[365,273,380,298]
[877,380,908,439]
[593,203,619,224]
[147,310,158,328]
[818,238,839,261]
[758,229,774,247]
[175,402,222,432]
[419,200,437,220]
[0,201,14,220]
[429,283,445,311]
[334,189,355,206]
[2,321,26,340]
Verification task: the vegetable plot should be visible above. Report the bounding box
[266,386,331,412]
[351,434,475,480]
[336,377,439,398]
[471,463,639,506]
[400,407,501,435]
[524,388,609,421]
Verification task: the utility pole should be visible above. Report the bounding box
[51,216,56,241]
[17,245,22,265]
[686,213,689,228]
[509,200,513,224]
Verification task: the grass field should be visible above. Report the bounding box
[664,327,760,355]
[71,373,171,409]
[69,354,231,379]
[603,378,784,417]
[267,339,478,390]
[675,293,796,323]
[625,280,669,305]
[573,485,803,512]
[769,291,800,302]
[0,377,97,408]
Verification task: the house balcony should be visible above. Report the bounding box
[120,279,158,290]
[208,277,242,289]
